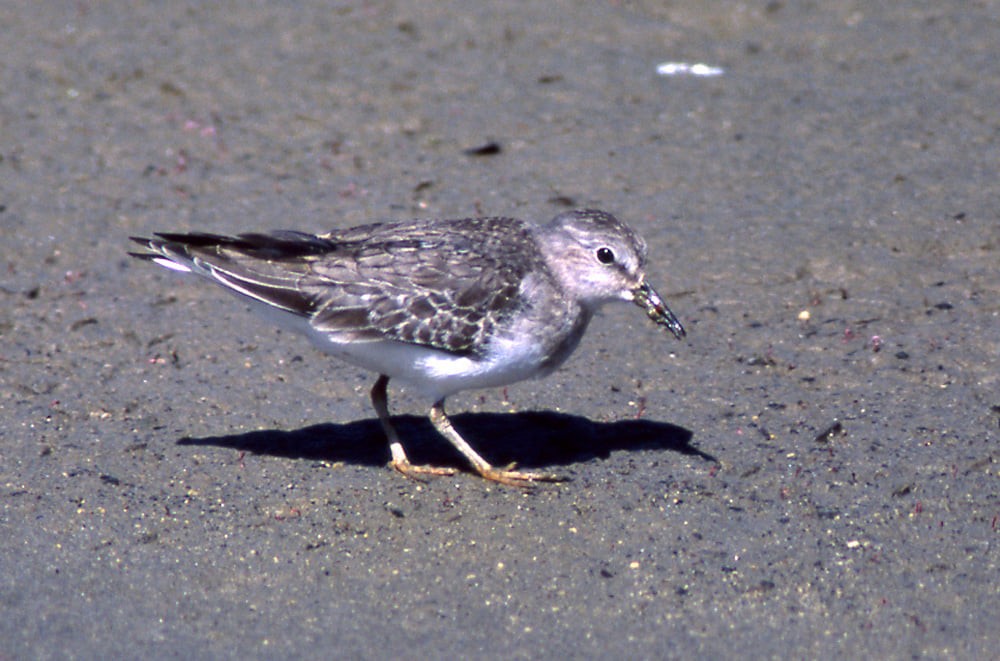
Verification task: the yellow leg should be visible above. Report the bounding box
[370,375,456,480]
[428,400,565,487]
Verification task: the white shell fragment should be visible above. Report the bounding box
[656,62,725,77]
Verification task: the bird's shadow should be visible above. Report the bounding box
[178,411,714,473]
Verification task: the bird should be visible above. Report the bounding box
[129,209,686,486]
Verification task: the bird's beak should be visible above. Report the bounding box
[632,282,686,340]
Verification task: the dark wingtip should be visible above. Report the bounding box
[149,231,232,246]
[128,236,157,260]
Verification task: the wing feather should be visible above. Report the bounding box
[132,217,549,356]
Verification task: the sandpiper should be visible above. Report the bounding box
[130,209,685,486]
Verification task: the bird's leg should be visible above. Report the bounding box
[428,400,565,487]
[371,375,455,480]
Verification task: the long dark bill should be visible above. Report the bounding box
[632,282,686,340]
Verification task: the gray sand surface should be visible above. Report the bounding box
[2,2,997,658]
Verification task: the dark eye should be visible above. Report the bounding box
[596,247,615,264]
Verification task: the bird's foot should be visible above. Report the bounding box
[390,458,457,482]
[476,463,567,488]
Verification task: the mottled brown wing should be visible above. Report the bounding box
[309,217,545,355]
[135,218,548,357]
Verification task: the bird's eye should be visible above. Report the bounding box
[596,247,615,264]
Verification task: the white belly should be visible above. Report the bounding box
[304,322,560,402]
